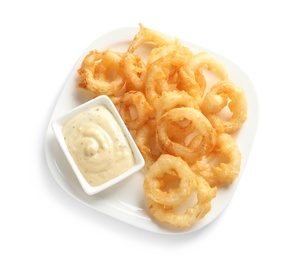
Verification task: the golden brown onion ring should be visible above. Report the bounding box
[77,50,125,96]
[144,51,190,107]
[135,119,161,169]
[118,90,154,130]
[178,68,206,108]
[122,52,146,91]
[201,80,248,134]
[155,90,199,119]
[147,174,217,228]
[191,133,241,187]
[147,41,193,66]
[181,52,228,82]
[128,24,174,53]
[144,154,197,207]
[156,107,216,164]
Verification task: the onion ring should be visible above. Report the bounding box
[128,23,174,53]
[181,52,228,82]
[118,90,154,130]
[201,80,248,134]
[144,51,191,107]
[147,174,217,228]
[122,52,146,91]
[77,49,125,96]
[156,107,216,164]
[191,133,241,187]
[144,154,197,207]
[147,41,193,66]
[155,90,199,119]
[135,119,161,169]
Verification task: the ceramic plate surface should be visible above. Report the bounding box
[44,26,259,234]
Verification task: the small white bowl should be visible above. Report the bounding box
[51,95,145,195]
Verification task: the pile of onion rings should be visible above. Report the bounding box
[77,24,248,228]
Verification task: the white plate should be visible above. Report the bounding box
[44,26,259,234]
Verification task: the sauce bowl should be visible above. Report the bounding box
[51,95,145,195]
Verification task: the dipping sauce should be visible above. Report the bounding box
[62,105,135,187]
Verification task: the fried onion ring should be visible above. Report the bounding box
[191,133,241,187]
[181,52,228,82]
[135,119,161,169]
[156,107,216,164]
[201,80,248,134]
[77,49,125,96]
[118,90,154,130]
[147,41,193,66]
[128,23,174,53]
[122,52,146,91]
[144,154,197,207]
[155,90,199,119]
[178,67,206,108]
[147,174,217,228]
[144,51,191,107]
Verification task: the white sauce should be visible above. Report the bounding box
[63,105,134,186]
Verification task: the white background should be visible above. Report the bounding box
[1,0,299,259]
